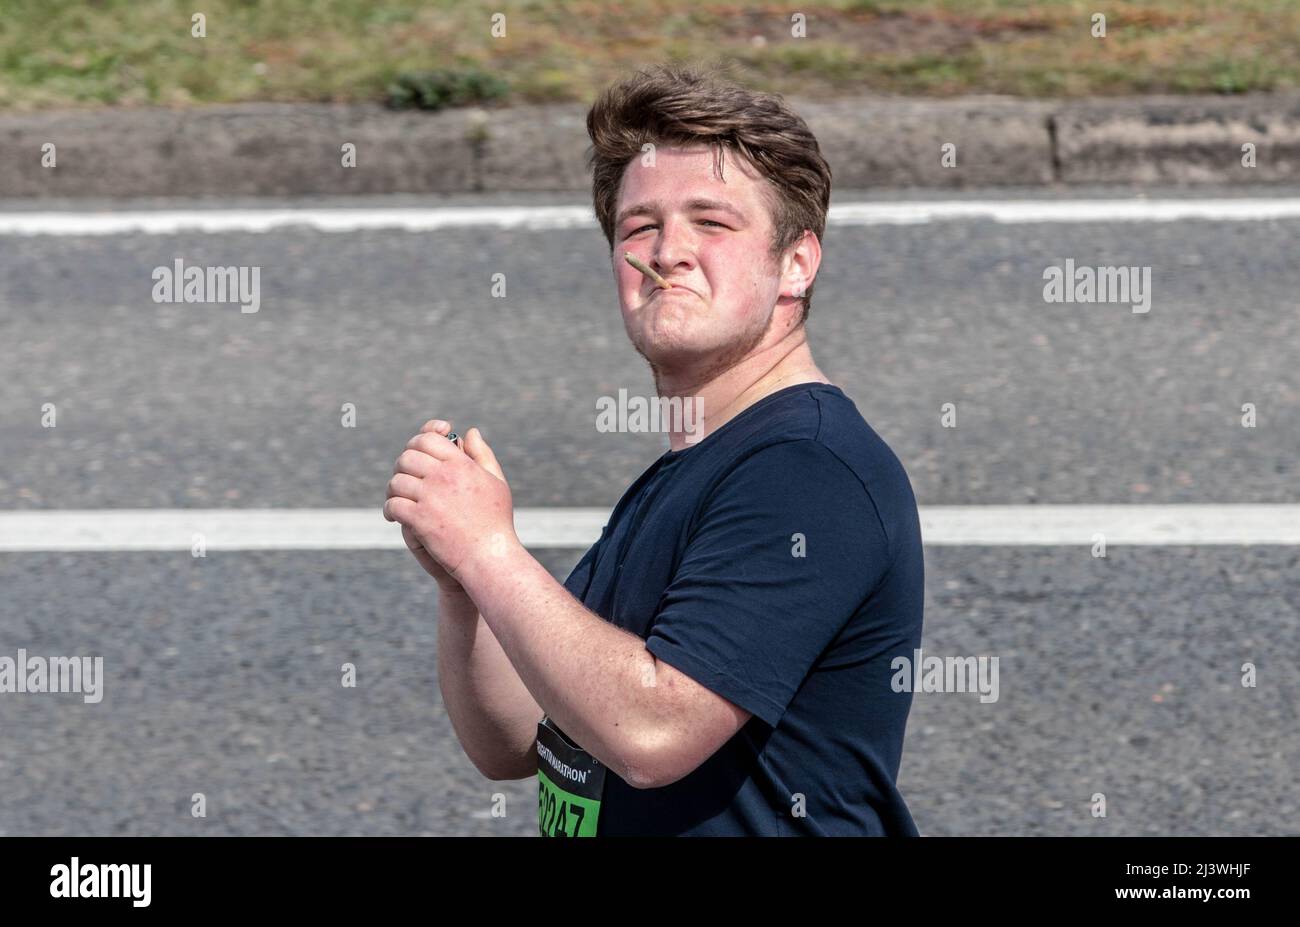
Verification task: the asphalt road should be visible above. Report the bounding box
[1,188,1296,835]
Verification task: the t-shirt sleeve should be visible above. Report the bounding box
[644,439,893,727]
[561,534,603,603]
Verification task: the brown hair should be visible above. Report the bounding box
[586,64,832,325]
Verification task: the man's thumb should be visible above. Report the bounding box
[463,427,505,480]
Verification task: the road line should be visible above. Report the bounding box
[916,504,1300,545]
[1,505,1297,551]
[3,198,1300,236]
[0,508,607,551]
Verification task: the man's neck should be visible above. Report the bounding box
[655,328,831,453]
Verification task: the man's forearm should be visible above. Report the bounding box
[436,584,545,780]
[457,540,667,786]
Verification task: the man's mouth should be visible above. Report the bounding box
[653,285,697,298]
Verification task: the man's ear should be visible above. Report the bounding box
[782,230,820,300]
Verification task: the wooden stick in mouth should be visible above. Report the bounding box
[624,252,672,290]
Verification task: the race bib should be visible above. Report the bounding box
[536,715,605,837]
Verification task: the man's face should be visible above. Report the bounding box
[612,144,794,377]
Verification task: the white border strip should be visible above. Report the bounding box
[0,505,1297,551]
[2,198,1300,236]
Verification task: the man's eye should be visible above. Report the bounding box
[627,220,724,236]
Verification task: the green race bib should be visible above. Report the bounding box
[536,715,605,837]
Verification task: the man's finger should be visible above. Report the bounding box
[400,524,427,554]
[387,473,422,503]
[394,448,438,477]
[405,431,459,460]
[463,427,506,481]
[383,496,417,524]
[420,419,451,435]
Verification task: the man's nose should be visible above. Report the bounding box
[652,220,694,275]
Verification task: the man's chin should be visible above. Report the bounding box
[631,340,702,370]
[631,334,752,379]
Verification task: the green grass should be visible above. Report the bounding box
[0,0,1296,110]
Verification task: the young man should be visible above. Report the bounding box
[384,65,925,836]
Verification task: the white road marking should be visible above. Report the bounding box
[2,198,1300,236]
[0,508,607,551]
[0,505,1297,551]
[916,505,1300,545]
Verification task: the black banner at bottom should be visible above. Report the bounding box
[0,835,1285,913]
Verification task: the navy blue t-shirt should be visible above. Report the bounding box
[561,382,925,836]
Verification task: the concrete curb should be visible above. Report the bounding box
[1052,94,1300,184]
[1,93,1297,198]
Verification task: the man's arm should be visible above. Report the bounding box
[436,583,545,781]
[385,421,749,787]
[456,540,752,789]
[391,422,543,780]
